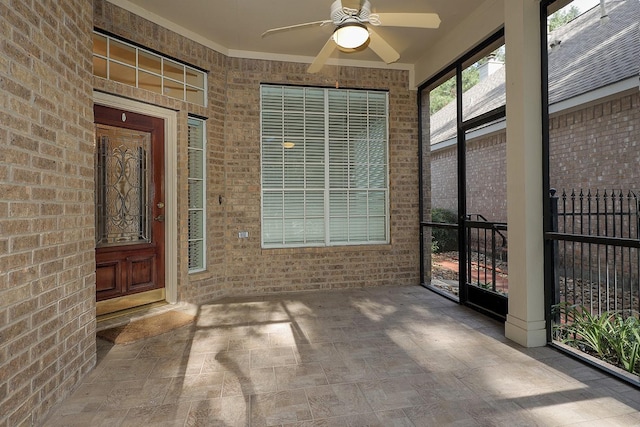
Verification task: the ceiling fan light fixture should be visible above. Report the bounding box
[332,22,369,49]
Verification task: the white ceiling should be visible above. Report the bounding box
[111,0,486,69]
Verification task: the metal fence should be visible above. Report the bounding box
[466,214,508,295]
[549,188,640,315]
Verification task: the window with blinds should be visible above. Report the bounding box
[260,85,389,248]
[188,118,206,272]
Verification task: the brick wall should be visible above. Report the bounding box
[94,0,420,301]
[430,145,458,214]
[431,133,507,222]
[0,1,95,425]
[430,90,640,222]
[221,59,419,296]
[549,91,640,192]
[93,0,228,304]
[0,1,420,421]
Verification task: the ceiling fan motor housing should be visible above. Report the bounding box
[331,1,347,23]
[330,0,373,24]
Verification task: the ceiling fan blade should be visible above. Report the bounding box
[261,20,332,38]
[307,38,337,73]
[374,13,441,29]
[367,28,400,64]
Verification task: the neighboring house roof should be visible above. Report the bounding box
[430,0,640,145]
[430,67,506,144]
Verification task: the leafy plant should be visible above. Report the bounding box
[553,303,640,375]
[429,69,479,114]
[474,281,493,291]
[430,208,458,253]
[607,315,640,373]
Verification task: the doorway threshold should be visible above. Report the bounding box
[97,300,169,325]
[97,288,166,317]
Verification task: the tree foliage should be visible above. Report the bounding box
[429,68,479,115]
[428,46,505,115]
[430,208,458,253]
[548,5,580,32]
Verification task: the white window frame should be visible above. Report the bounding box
[188,117,206,272]
[260,85,390,248]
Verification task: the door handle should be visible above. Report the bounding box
[154,214,165,222]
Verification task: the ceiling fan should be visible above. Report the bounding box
[261,0,441,73]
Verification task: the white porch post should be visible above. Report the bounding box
[504,0,547,347]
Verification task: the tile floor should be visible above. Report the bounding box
[44,286,640,426]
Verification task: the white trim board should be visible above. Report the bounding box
[549,77,639,115]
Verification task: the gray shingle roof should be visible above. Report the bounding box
[430,0,640,145]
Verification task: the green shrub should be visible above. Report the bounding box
[431,208,458,253]
[553,303,640,375]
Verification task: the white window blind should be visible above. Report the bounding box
[261,85,389,248]
[188,117,206,272]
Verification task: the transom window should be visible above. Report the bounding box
[93,31,207,107]
[260,85,389,248]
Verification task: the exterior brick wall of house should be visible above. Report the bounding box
[93,0,229,304]
[0,1,96,425]
[1,0,420,422]
[94,1,420,303]
[430,145,458,215]
[221,59,419,296]
[430,90,640,222]
[549,91,640,193]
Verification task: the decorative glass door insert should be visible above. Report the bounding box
[95,124,151,247]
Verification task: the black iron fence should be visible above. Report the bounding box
[548,188,640,315]
[422,212,509,311]
[466,214,508,296]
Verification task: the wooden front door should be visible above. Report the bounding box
[94,105,165,302]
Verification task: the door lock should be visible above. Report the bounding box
[157,202,165,209]
[154,214,165,222]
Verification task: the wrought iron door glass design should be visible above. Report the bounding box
[95,124,151,246]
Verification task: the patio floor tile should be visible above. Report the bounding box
[43,285,640,426]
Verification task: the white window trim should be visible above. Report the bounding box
[260,85,390,249]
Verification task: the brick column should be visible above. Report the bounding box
[504,0,547,347]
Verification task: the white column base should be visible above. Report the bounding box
[505,314,546,347]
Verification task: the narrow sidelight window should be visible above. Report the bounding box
[187,117,206,271]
